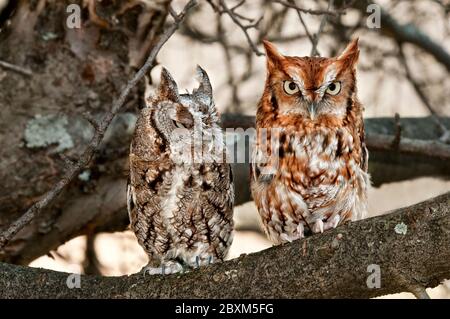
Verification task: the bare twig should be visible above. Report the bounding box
[179,20,307,46]
[0,0,197,251]
[287,0,315,45]
[59,154,76,168]
[82,111,100,131]
[230,0,245,11]
[0,59,32,76]
[273,0,341,16]
[214,0,264,56]
[278,0,336,56]
[216,16,241,112]
[310,0,334,56]
[258,1,288,38]
[229,0,253,22]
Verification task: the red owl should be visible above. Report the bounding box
[251,39,370,244]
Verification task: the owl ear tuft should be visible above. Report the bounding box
[336,38,360,69]
[144,74,156,107]
[159,67,180,103]
[194,65,218,116]
[263,40,284,71]
[194,65,213,105]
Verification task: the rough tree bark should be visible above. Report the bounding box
[0,191,448,298]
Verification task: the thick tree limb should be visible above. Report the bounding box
[1,178,129,265]
[368,133,450,160]
[0,0,198,252]
[0,192,448,298]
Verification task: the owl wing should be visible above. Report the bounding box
[203,163,234,216]
[359,123,369,172]
[361,141,369,172]
[250,143,276,184]
[127,155,173,258]
[198,162,235,258]
[126,178,135,222]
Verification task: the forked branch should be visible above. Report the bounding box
[0,192,448,298]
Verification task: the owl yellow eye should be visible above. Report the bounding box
[283,81,300,95]
[326,81,341,95]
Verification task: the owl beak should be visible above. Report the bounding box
[307,103,317,120]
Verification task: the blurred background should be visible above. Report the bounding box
[0,0,449,298]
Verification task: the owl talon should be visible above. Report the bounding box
[327,215,341,229]
[162,261,185,275]
[296,223,305,239]
[280,233,293,243]
[192,255,214,268]
[141,266,163,276]
[313,219,324,233]
[141,261,184,276]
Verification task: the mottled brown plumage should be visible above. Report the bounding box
[251,39,370,244]
[128,67,234,274]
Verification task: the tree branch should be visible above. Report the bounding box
[310,0,334,56]
[0,59,32,76]
[367,133,450,160]
[0,192,448,298]
[287,0,315,50]
[352,1,450,72]
[273,0,342,16]
[210,0,264,56]
[0,0,198,252]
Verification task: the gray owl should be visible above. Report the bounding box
[127,66,234,274]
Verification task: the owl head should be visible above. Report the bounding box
[261,39,360,122]
[149,66,224,164]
